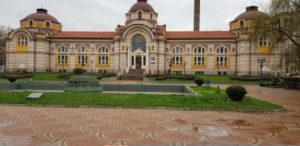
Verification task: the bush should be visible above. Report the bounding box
[2,74,33,79]
[225,85,247,102]
[7,77,17,83]
[194,78,204,86]
[230,76,271,81]
[58,74,72,79]
[97,73,116,80]
[68,76,100,87]
[73,68,84,75]
[155,76,168,81]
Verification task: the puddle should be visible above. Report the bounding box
[198,125,230,137]
[0,121,12,128]
[174,119,188,124]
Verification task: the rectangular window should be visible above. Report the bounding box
[195,56,204,66]
[58,55,68,64]
[79,55,88,65]
[99,55,108,65]
[217,56,227,66]
[173,56,182,65]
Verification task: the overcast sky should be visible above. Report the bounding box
[0,0,271,31]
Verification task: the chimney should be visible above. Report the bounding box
[194,0,201,31]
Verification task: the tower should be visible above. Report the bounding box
[194,0,201,31]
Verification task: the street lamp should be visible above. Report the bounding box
[258,57,266,81]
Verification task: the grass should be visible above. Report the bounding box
[147,75,262,84]
[30,73,65,81]
[0,87,283,111]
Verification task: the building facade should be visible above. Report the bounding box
[5,0,283,76]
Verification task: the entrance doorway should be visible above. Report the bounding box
[136,56,142,69]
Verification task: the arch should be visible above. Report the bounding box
[58,45,68,53]
[122,25,155,42]
[29,20,34,27]
[78,45,89,53]
[45,21,51,28]
[216,46,228,54]
[239,20,245,28]
[132,34,146,52]
[98,46,109,54]
[10,29,33,40]
[194,46,205,54]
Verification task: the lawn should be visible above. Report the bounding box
[147,75,262,84]
[30,73,65,81]
[0,87,283,111]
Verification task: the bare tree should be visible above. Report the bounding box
[253,0,300,74]
[0,26,13,66]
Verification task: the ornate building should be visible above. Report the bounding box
[5,0,282,76]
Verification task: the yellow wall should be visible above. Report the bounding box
[171,55,185,70]
[258,46,272,54]
[191,54,208,70]
[54,53,70,68]
[75,54,90,68]
[21,20,62,31]
[16,45,28,52]
[214,54,231,70]
[230,19,256,31]
[96,54,111,69]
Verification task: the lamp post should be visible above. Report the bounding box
[258,57,266,81]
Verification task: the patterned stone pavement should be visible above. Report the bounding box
[0,85,299,146]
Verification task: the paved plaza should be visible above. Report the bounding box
[0,85,299,146]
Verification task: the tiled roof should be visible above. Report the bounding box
[231,6,268,23]
[166,31,236,40]
[50,31,115,39]
[21,8,61,24]
[129,0,155,12]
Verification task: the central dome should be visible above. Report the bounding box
[21,8,61,24]
[129,0,155,13]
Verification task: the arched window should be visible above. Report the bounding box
[17,35,28,46]
[150,13,153,19]
[216,46,228,66]
[172,47,183,65]
[259,36,270,47]
[138,11,142,19]
[29,20,34,27]
[132,34,146,52]
[58,46,68,65]
[240,20,245,28]
[173,47,182,54]
[99,47,109,65]
[45,21,51,28]
[194,47,205,66]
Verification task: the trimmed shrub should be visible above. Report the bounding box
[194,78,204,86]
[58,74,72,79]
[155,76,168,81]
[225,85,247,102]
[97,73,116,80]
[73,68,84,75]
[230,76,271,81]
[7,77,17,83]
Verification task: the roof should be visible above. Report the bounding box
[21,8,61,24]
[129,0,155,13]
[50,31,115,39]
[166,31,236,40]
[231,6,268,23]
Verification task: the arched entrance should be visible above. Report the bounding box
[131,34,147,70]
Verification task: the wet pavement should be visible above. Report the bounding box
[0,85,299,146]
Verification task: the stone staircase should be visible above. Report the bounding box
[119,69,144,81]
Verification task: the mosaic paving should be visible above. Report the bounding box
[0,85,299,146]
